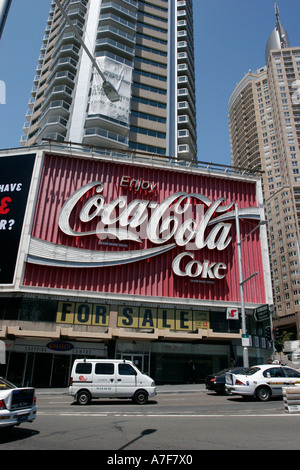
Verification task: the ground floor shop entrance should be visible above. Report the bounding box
[150,342,230,383]
[4,352,86,388]
[115,340,234,384]
[0,339,107,388]
[116,342,151,376]
[120,354,150,376]
[0,338,271,388]
[1,351,72,388]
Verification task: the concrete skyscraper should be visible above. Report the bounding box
[21,0,197,161]
[229,3,300,339]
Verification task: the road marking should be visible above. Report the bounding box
[47,402,73,404]
[37,411,300,418]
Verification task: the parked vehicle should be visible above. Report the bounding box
[225,364,300,401]
[69,359,156,405]
[0,377,37,429]
[205,367,245,395]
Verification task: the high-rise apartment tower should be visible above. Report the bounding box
[21,0,197,161]
[228,4,300,338]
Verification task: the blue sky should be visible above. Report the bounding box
[0,0,300,166]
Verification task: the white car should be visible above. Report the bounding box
[225,364,300,401]
[0,377,37,429]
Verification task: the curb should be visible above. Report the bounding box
[35,385,207,396]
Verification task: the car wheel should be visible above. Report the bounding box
[133,390,148,405]
[76,390,91,405]
[256,386,271,402]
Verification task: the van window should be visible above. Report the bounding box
[75,363,92,374]
[118,364,137,376]
[95,363,114,375]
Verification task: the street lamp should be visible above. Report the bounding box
[0,0,12,39]
[53,0,120,103]
[235,203,267,367]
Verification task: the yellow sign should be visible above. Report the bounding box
[117,306,139,328]
[56,302,210,332]
[157,308,175,330]
[118,307,209,332]
[56,301,109,326]
[193,311,210,330]
[175,310,193,331]
[139,307,157,329]
[57,301,75,324]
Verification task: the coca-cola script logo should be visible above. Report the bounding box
[27,181,261,280]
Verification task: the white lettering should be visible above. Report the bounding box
[119,200,149,228]
[57,181,258,279]
[107,455,142,467]
[0,220,7,230]
[120,175,157,193]
[172,252,227,279]
[0,183,22,192]
[59,183,233,250]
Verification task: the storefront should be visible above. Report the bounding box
[1,338,106,387]
[0,145,273,386]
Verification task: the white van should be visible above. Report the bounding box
[69,359,156,405]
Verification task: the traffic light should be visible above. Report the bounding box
[273,327,281,342]
[265,326,272,342]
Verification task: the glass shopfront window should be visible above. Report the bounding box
[1,339,106,387]
[210,311,240,333]
[150,342,231,383]
[0,297,57,322]
[6,352,26,386]
[32,354,53,388]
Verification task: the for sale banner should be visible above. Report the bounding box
[0,154,35,284]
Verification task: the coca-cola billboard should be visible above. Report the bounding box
[23,153,266,304]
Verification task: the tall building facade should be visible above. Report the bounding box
[228,5,300,338]
[0,1,274,387]
[21,0,197,161]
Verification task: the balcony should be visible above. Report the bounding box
[85,113,129,135]
[99,12,136,32]
[36,116,68,139]
[49,57,78,76]
[25,110,33,122]
[100,2,137,22]
[42,132,65,142]
[44,85,73,105]
[97,24,136,45]
[22,122,30,134]
[44,100,70,117]
[28,98,35,110]
[95,38,134,59]
[83,127,128,149]
[20,134,28,146]
[48,70,75,88]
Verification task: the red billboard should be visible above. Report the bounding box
[23,153,266,304]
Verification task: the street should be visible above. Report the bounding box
[1,388,300,452]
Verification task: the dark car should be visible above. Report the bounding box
[205,367,245,395]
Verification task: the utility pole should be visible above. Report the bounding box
[235,204,250,368]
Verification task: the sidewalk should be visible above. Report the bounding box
[35,383,207,396]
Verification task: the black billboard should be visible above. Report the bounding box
[0,154,36,284]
